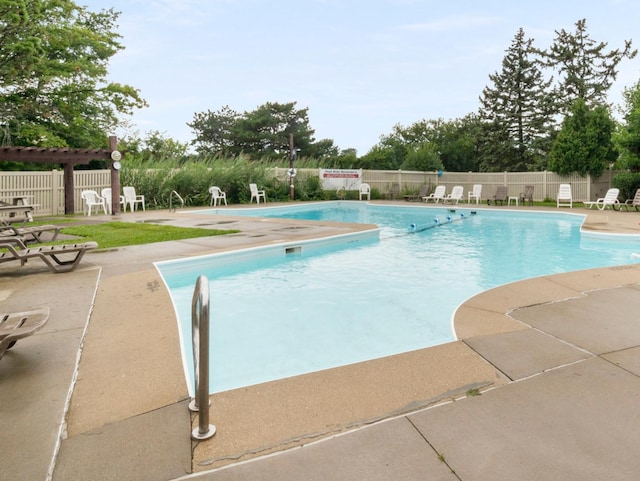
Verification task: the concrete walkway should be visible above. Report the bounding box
[1,203,640,480]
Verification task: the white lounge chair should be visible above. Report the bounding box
[209,186,227,206]
[123,186,145,212]
[359,183,371,201]
[80,190,107,216]
[583,188,620,210]
[557,184,573,208]
[468,184,482,204]
[249,183,266,204]
[0,307,50,360]
[443,185,464,204]
[423,185,446,203]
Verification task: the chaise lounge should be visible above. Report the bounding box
[0,224,62,243]
[583,188,620,211]
[0,307,50,359]
[622,189,640,211]
[0,239,98,273]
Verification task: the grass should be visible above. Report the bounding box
[58,222,239,249]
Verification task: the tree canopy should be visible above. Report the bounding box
[548,98,617,177]
[189,101,328,160]
[615,80,640,171]
[0,0,146,148]
[541,18,637,113]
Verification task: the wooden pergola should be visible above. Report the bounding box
[0,136,121,214]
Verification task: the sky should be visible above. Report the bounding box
[81,0,640,155]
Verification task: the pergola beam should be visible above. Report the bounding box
[0,137,119,214]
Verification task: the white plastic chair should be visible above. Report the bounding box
[249,183,266,204]
[468,184,482,204]
[80,190,107,216]
[209,186,227,206]
[557,184,573,208]
[123,186,145,212]
[358,183,370,201]
[101,188,124,215]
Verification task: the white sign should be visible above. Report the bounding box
[319,169,362,190]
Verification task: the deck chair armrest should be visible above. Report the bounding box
[0,238,27,249]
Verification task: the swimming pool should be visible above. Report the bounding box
[156,202,640,395]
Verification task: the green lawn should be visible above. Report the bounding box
[58,222,238,249]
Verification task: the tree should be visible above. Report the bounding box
[234,102,315,158]
[430,115,482,172]
[400,143,443,171]
[0,0,147,148]
[540,18,636,113]
[548,98,617,177]
[187,106,239,155]
[366,117,482,172]
[478,28,556,171]
[612,80,640,199]
[615,80,640,172]
[120,130,189,162]
[189,102,317,160]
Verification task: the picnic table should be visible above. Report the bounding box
[0,196,35,223]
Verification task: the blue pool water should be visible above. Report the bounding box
[157,202,640,395]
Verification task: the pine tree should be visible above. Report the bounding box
[478,28,555,172]
[541,19,637,114]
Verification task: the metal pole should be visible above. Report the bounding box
[109,136,121,215]
[189,275,216,440]
[289,133,295,201]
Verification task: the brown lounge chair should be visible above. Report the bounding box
[0,307,50,359]
[487,185,508,205]
[404,185,429,202]
[0,239,98,273]
[519,185,534,206]
[0,224,62,243]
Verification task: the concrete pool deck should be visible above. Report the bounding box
[2,202,640,480]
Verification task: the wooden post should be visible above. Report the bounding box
[109,136,121,215]
[64,163,74,214]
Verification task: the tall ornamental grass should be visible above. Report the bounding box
[118,155,335,208]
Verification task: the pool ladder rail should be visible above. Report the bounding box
[189,275,216,440]
[169,190,184,212]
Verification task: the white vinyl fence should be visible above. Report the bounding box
[0,168,619,216]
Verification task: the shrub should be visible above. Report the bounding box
[613,172,640,200]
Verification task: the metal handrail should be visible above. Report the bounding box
[189,275,216,440]
[169,190,184,212]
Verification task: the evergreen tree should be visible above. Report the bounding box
[478,28,555,172]
[540,18,636,113]
[549,98,617,177]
